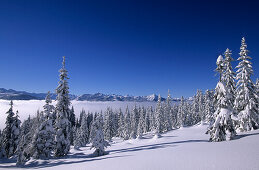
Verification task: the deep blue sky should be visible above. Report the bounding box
[0,0,258,98]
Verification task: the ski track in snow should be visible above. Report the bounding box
[0,125,259,170]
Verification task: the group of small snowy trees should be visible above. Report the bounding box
[208,37,258,142]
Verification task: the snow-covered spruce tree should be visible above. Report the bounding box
[30,93,56,159]
[90,113,109,156]
[73,128,82,150]
[197,90,205,124]
[208,55,236,142]
[1,101,20,158]
[137,107,145,139]
[14,111,21,150]
[204,89,215,124]
[123,106,131,140]
[184,102,193,126]
[191,90,203,124]
[222,48,236,108]
[148,106,155,131]
[16,115,32,163]
[16,112,42,163]
[111,110,119,137]
[117,108,125,138]
[163,90,172,132]
[144,107,150,133]
[177,96,187,127]
[154,95,163,137]
[79,109,85,126]
[72,126,77,146]
[87,112,94,136]
[79,113,89,146]
[235,38,258,131]
[54,56,71,157]
[44,92,55,118]
[103,108,113,141]
[74,111,89,149]
[130,105,139,139]
[170,104,178,129]
[69,106,76,145]
[69,106,76,127]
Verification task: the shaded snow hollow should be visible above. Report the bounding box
[1,125,259,170]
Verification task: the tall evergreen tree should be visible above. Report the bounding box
[163,90,172,131]
[69,106,76,127]
[204,89,215,124]
[130,105,138,139]
[144,107,150,133]
[208,56,236,142]
[117,108,125,138]
[103,108,113,141]
[1,101,20,158]
[74,110,89,149]
[137,107,145,139]
[148,106,156,131]
[123,106,131,140]
[235,38,258,131]
[30,104,55,159]
[178,96,186,127]
[154,95,163,137]
[222,48,236,108]
[54,56,71,157]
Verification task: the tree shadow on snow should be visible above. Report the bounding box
[0,139,208,169]
[0,152,131,169]
[233,132,259,140]
[109,139,207,154]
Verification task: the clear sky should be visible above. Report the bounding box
[0,0,258,98]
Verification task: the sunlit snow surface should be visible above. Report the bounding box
[0,100,157,130]
[1,125,259,170]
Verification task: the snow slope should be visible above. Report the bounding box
[0,100,156,130]
[1,125,259,170]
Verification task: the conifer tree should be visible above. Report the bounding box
[149,106,155,131]
[2,101,20,158]
[130,105,138,139]
[90,114,109,156]
[208,56,236,142]
[170,104,178,129]
[204,89,215,124]
[235,38,258,131]
[103,108,113,141]
[163,90,172,131]
[80,113,89,145]
[177,96,186,127]
[222,48,236,108]
[54,56,71,157]
[30,105,55,159]
[137,107,145,139]
[13,111,21,151]
[144,108,150,133]
[69,106,76,127]
[154,95,163,137]
[123,106,131,140]
[117,108,125,138]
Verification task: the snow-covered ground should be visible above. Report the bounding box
[1,125,259,170]
[0,100,156,130]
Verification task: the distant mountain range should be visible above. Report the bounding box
[0,88,188,102]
